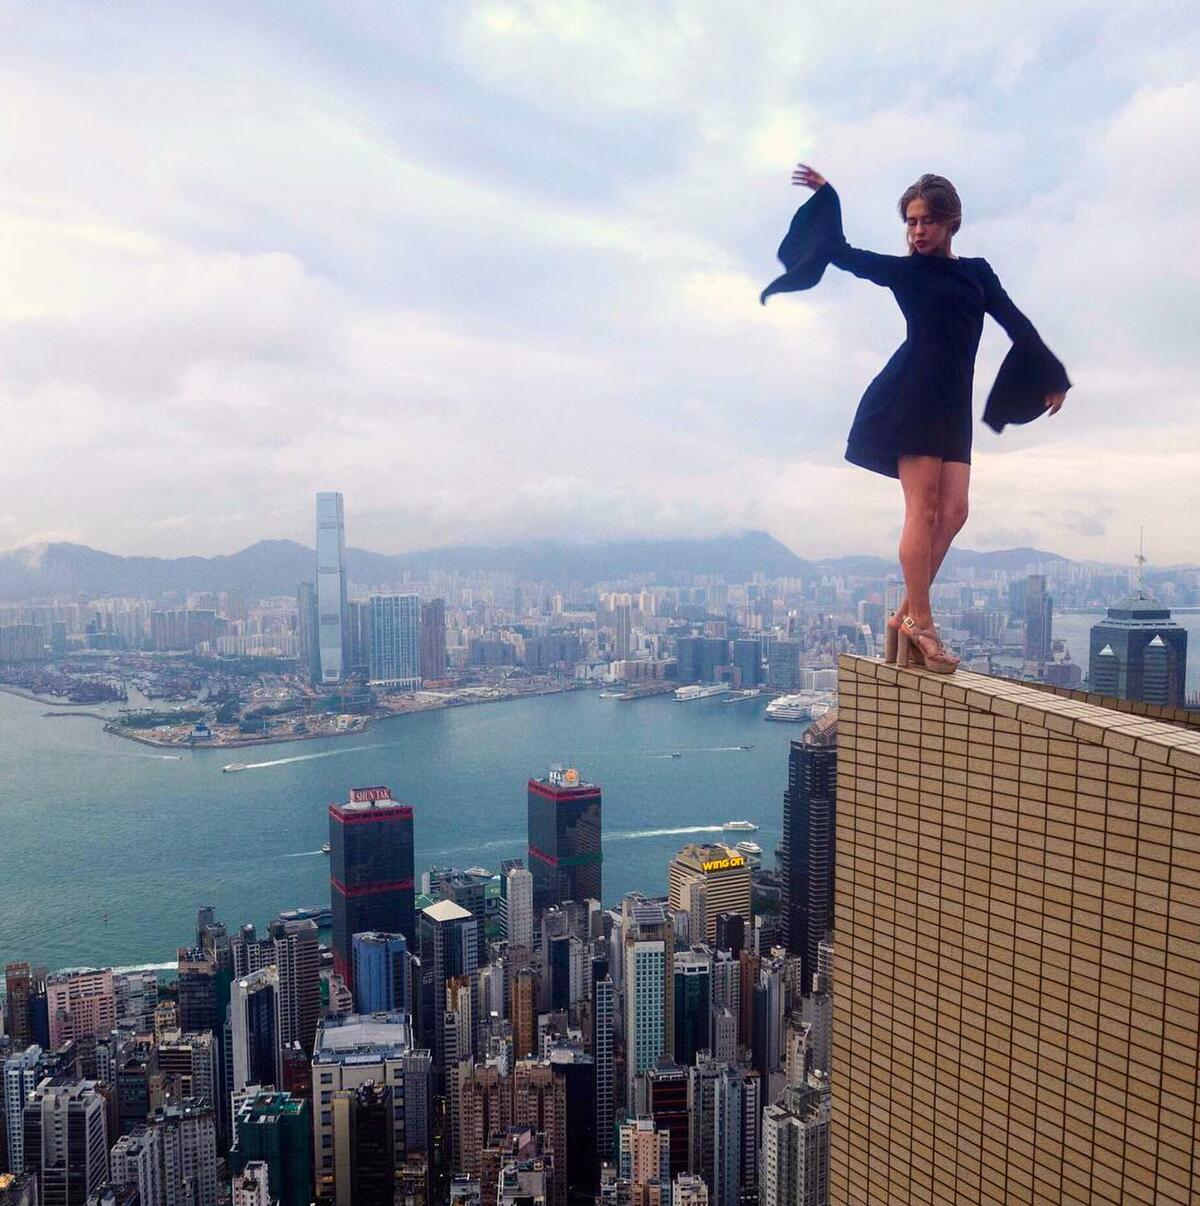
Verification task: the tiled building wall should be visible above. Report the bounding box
[833,654,1200,1205]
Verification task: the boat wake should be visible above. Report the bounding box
[239,746,371,770]
[607,825,725,841]
[645,747,751,758]
[283,850,325,858]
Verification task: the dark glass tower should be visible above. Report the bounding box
[781,712,838,992]
[329,786,415,985]
[527,767,602,916]
[1088,590,1188,707]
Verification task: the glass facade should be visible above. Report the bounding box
[315,492,347,684]
[527,772,603,915]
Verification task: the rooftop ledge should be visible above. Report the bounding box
[836,653,1200,777]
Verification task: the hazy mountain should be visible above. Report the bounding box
[813,547,1070,576]
[0,531,810,600]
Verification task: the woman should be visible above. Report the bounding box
[762,165,1070,674]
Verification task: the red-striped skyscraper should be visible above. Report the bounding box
[527,766,602,917]
[329,786,415,986]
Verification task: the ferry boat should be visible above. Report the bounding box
[321,842,331,855]
[734,840,763,858]
[722,820,759,832]
[674,683,732,702]
[222,762,249,773]
[722,689,763,703]
[764,692,835,722]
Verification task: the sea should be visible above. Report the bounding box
[0,687,800,972]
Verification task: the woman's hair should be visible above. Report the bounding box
[898,174,962,252]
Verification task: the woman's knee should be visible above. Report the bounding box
[904,495,940,530]
[939,499,969,534]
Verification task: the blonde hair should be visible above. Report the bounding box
[898,174,962,253]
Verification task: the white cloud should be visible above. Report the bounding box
[0,2,1197,565]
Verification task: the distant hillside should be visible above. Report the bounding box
[0,531,810,600]
[814,547,1069,576]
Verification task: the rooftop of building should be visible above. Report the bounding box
[314,1012,415,1063]
[422,898,473,923]
[671,842,748,869]
[529,765,598,792]
[233,1089,305,1120]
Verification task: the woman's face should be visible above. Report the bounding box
[905,198,952,255]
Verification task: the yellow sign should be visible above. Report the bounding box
[701,856,745,872]
[564,768,579,785]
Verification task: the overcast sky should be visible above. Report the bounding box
[2,1,1198,564]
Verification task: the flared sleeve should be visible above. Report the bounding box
[761,184,902,303]
[978,259,1071,433]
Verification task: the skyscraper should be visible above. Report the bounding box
[419,598,447,681]
[4,1046,43,1173]
[229,967,281,1093]
[109,1127,164,1206]
[672,947,713,1067]
[315,491,348,684]
[761,1085,831,1206]
[351,933,410,1014]
[368,593,421,686]
[1023,573,1053,664]
[622,900,674,1111]
[269,918,321,1063]
[295,582,320,681]
[500,861,534,951]
[527,767,602,917]
[592,965,615,1173]
[329,785,415,985]
[781,712,837,992]
[4,963,33,1047]
[45,970,116,1049]
[667,845,752,945]
[419,900,478,1085]
[22,1078,110,1206]
[1087,589,1188,706]
[616,1117,670,1206]
[230,1091,310,1206]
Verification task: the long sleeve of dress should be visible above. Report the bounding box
[978,259,1071,432]
[761,184,902,303]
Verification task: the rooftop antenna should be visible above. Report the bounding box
[1135,525,1146,594]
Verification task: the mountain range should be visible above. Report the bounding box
[0,534,1071,601]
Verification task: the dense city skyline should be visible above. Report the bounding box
[3,5,1198,562]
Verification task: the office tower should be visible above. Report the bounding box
[368,593,421,686]
[175,950,218,1036]
[432,870,491,969]
[1023,573,1053,664]
[1087,590,1188,706]
[329,785,416,985]
[731,639,761,688]
[109,1126,163,1206]
[22,1078,109,1206]
[766,638,802,691]
[645,1061,689,1179]
[419,598,447,681]
[546,1046,595,1202]
[296,582,320,681]
[4,1046,43,1173]
[5,964,33,1047]
[714,913,745,958]
[315,491,348,684]
[675,636,729,685]
[419,901,478,1083]
[45,971,116,1050]
[351,932,410,1014]
[675,876,707,950]
[112,971,158,1032]
[527,767,603,917]
[673,1172,709,1206]
[229,968,281,1093]
[834,653,1200,1204]
[231,1161,271,1206]
[761,1084,831,1206]
[673,948,713,1067]
[617,1117,670,1206]
[115,1041,158,1136]
[328,1081,396,1206]
[231,925,272,981]
[511,1061,567,1206]
[667,846,752,946]
[311,1013,431,1202]
[268,918,321,1062]
[752,958,786,1080]
[622,900,674,1111]
[230,1091,309,1206]
[344,599,371,676]
[613,604,633,660]
[781,711,837,991]
[500,861,534,951]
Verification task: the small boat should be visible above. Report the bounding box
[222,763,249,773]
[321,842,331,855]
[739,744,754,751]
[160,754,182,760]
[722,819,759,832]
[670,752,683,759]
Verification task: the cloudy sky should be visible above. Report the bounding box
[2,1,1198,563]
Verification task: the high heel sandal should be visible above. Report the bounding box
[897,616,958,674]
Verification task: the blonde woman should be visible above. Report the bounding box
[763,165,1070,673]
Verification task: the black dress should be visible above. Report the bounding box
[762,183,1070,479]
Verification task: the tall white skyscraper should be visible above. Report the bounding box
[501,863,534,950]
[622,899,674,1112]
[368,593,421,686]
[3,1045,43,1173]
[315,492,348,684]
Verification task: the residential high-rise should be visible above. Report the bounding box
[310,1013,431,1202]
[617,1117,670,1206]
[268,918,321,1063]
[156,1030,217,1110]
[667,846,752,945]
[511,1061,567,1206]
[45,971,116,1050]
[511,968,537,1060]
[4,1046,43,1173]
[673,1173,709,1206]
[108,1127,163,1206]
[499,861,534,951]
[622,900,674,1112]
[527,767,603,917]
[329,785,415,986]
[833,653,1200,1204]
[456,1063,510,1183]
[153,1099,218,1206]
[780,711,837,992]
[230,1091,310,1206]
[229,968,281,1093]
[1023,573,1053,664]
[673,948,713,1067]
[1087,588,1188,706]
[687,1057,757,1206]
[761,1084,831,1206]
[351,932,411,1014]
[175,950,219,1036]
[4,963,33,1047]
[368,593,421,686]
[419,598,447,681]
[22,1078,110,1206]
[315,491,348,684]
[232,1162,272,1206]
[296,582,320,681]
[645,1061,689,1180]
[592,965,615,1173]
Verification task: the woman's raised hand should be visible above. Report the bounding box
[792,163,827,191]
[1044,392,1066,415]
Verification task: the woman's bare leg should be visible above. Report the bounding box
[896,455,943,627]
[895,460,970,620]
